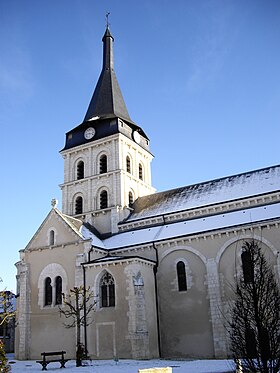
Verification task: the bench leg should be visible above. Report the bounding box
[60,361,66,368]
[41,362,48,371]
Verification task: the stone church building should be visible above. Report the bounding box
[15,26,280,360]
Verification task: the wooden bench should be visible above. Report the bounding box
[36,351,68,371]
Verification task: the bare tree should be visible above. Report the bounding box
[59,286,95,367]
[0,340,10,372]
[0,290,16,328]
[229,240,280,373]
[0,279,14,372]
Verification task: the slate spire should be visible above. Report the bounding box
[84,26,132,123]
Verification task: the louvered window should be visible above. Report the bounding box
[100,190,108,209]
[99,155,107,174]
[126,156,131,173]
[139,164,143,180]
[75,196,83,214]
[129,192,134,207]
[77,161,84,180]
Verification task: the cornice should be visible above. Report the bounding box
[83,256,155,269]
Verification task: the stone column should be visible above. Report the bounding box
[206,258,227,358]
[75,253,86,287]
[110,206,120,234]
[15,260,31,360]
[125,267,150,359]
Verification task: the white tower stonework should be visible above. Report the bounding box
[59,27,155,234]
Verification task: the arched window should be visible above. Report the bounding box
[38,263,68,309]
[177,261,187,291]
[139,163,143,180]
[100,272,115,307]
[241,250,254,284]
[99,155,107,174]
[75,196,83,214]
[77,161,84,180]
[45,277,52,306]
[49,230,55,246]
[100,190,108,209]
[245,328,257,358]
[126,156,131,173]
[260,327,270,360]
[128,191,134,207]
[55,276,62,305]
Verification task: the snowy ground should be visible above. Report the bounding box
[7,355,235,372]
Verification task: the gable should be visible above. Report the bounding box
[25,208,84,251]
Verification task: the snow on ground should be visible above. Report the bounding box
[7,355,235,372]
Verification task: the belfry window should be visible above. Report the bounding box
[45,277,52,306]
[77,161,84,180]
[139,164,143,180]
[177,261,187,291]
[126,156,131,173]
[100,272,115,307]
[100,190,108,209]
[75,196,83,214]
[128,191,134,207]
[49,230,55,246]
[241,250,254,284]
[99,155,107,174]
[55,276,62,305]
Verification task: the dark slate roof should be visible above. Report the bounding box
[84,27,132,123]
[125,165,280,222]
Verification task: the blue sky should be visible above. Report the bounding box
[1,0,280,291]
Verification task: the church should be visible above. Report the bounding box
[15,25,280,361]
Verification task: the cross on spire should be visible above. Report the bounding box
[106,12,110,28]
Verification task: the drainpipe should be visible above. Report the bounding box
[152,242,162,358]
[82,264,88,358]
[81,245,102,358]
[88,246,93,262]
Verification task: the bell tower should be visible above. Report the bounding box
[60,26,155,235]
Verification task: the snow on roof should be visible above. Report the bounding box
[127,165,280,221]
[85,255,155,265]
[103,202,280,250]
[80,225,105,249]
[90,255,126,263]
[55,209,84,238]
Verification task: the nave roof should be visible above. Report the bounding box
[101,202,280,250]
[126,164,280,222]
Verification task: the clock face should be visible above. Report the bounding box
[133,131,141,144]
[84,127,95,140]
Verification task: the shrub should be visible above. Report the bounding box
[0,340,10,373]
